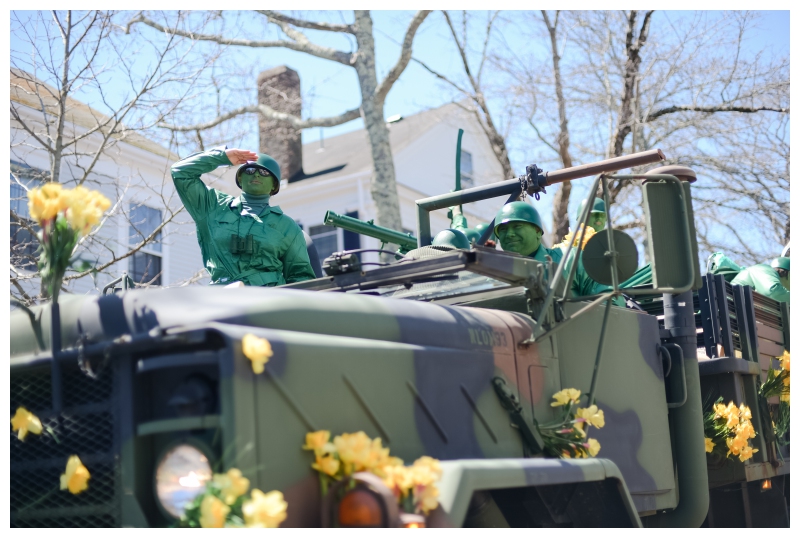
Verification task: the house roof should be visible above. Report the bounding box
[294,102,466,184]
[10,68,180,162]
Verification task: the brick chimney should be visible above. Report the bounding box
[257,66,303,181]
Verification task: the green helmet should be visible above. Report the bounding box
[432,228,470,250]
[475,223,495,241]
[461,227,481,245]
[494,201,543,235]
[236,153,282,195]
[576,197,606,222]
[771,257,790,272]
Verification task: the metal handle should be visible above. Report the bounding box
[661,343,687,408]
[659,344,672,378]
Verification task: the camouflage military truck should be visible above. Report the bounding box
[10,150,789,527]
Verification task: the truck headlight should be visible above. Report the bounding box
[155,443,213,518]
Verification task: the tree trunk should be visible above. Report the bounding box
[353,11,403,233]
[543,11,574,243]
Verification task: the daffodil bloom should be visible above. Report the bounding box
[554,225,597,251]
[241,333,273,374]
[28,183,65,224]
[738,404,752,421]
[213,468,250,505]
[414,484,440,515]
[303,430,331,453]
[242,489,288,528]
[713,402,729,419]
[311,454,340,477]
[576,405,605,428]
[779,351,790,372]
[585,438,601,457]
[60,455,90,494]
[783,374,790,387]
[705,437,715,453]
[551,388,581,407]
[738,446,758,462]
[780,392,790,404]
[409,456,443,487]
[735,420,756,440]
[333,431,373,474]
[725,411,740,429]
[382,464,413,496]
[199,495,230,528]
[10,406,43,441]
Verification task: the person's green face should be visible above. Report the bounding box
[240,169,275,196]
[496,221,543,256]
[589,212,607,232]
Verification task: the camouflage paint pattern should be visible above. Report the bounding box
[11,284,665,526]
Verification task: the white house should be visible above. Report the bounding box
[9,71,222,298]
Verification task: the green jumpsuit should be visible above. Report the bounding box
[171,147,316,286]
[731,264,790,303]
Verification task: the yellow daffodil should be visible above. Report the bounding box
[738,404,752,421]
[783,374,790,387]
[28,183,64,224]
[725,410,740,429]
[213,468,250,505]
[779,392,790,404]
[735,421,756,440]
[409,456,443,487]
[713,402,729,419]
[414,484,440,515]
[242,489,288,528]
[382,464,413,495]
[199,495,230,528]
[60,455,90,494]
[333,431,373,474]
[312,454,340,477]
[10,406,43,441]
[303,430,331,453]
[551,388,581,407]
[738,446,758,462]
[575,405,605,429]
[554,225,597,251]
[585,438,601,457]
[241,333,273,374]
[779,350,790,372]
[705,437,715,453]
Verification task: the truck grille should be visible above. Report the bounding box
[11,360,119,527]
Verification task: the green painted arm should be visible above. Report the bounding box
[171,146,232,222]
[282,230,317,284]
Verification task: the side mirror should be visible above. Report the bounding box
[641,174,700,293]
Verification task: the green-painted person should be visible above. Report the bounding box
[494,202,563,265]
[731,257,790,303]
[171,146,316,286]
[575,197,607,232]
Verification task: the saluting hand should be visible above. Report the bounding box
[226,149,259,165]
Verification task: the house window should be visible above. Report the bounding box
[10,162,46,270]
[128,204,163,286]
[460,150,474,188]
[309,223,339,262]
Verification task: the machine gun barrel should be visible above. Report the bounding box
[416,149,666,246]
[323,210,418,252]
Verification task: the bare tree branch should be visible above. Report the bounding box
[158,103,361,131]
[373,10,431,106]
[128,12,355,65]
[255,10,354,34]
[645,104,789,121]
